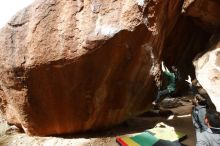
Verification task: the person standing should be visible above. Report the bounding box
[185,76,220,145]
[186,75,208,132]
[196,109,220,146]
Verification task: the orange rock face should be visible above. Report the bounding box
[183,0,220,31]
[0,0,212,135]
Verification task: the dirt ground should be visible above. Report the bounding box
[0,96,196,146]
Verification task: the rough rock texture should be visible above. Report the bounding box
[183,0,220,111]
[194,36,220,112]
[182,0,220,32]
[0,0,211,135]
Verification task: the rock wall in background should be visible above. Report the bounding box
[0,0,217,136]
[194,41,220,112]
[183,0,220,111]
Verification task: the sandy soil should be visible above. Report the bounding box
[0,97,196,146]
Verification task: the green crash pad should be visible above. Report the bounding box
[131,132,159,146]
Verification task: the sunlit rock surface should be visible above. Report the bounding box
[0,0,213,135]
[184,0,220,111]
[194,38,220,112]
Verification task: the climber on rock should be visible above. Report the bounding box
[152,61,178,109]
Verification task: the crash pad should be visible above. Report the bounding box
[147,122,186,141]
[116,122,186,146]
[116,132,159,146]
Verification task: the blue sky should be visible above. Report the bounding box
[0,0,34,28]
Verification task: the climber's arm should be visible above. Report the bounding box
[185,75,192,84]
[161,61,170,73]
[161,61,166,72]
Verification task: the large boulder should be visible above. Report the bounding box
[194,35,220,111]
[0,0,210,135]
[182,0,220,32]
[183,0,220,111]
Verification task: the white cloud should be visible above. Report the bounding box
[0,0,34,29]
